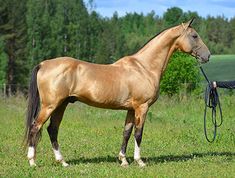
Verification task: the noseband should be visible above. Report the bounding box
[192,45,202,59]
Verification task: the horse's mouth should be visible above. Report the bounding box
[199,57,209,64]
[193,55,209,64]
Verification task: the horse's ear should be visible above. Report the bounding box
[185,17,196,28]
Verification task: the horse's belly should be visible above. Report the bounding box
[77,95,132,110]
[74,85,132,109]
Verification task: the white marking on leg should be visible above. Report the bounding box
[134,139,146,167]
[53,148,63,161]
[134,139,140,160]
[53,147,69,167]
[27,146,35,160]
[119,151,125,158]
[27,146,36,166]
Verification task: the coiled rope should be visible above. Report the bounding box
[200,66,223,143]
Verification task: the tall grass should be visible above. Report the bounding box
[0,95,234,177]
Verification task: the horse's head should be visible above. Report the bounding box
[176,18,210,64]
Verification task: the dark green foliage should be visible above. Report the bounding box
[0,2,234,95]
[163,7,184,27]
[0,37,7,85]
[160,52,200,96]
[0,0,27,93]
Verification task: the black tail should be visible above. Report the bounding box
[24,65,41,146]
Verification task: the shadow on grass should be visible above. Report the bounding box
[144,151,235,164]
[67,151,235,165]
[67,155,118,165]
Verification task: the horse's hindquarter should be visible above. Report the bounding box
[37,57,78,105]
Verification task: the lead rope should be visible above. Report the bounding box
[199,66,223,142]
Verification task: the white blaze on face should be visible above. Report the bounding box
[134,139,141,160]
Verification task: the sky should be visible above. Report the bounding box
[84,0,235,19]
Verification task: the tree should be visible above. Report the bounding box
[0,37,7,85]
[63,0,89,59]
[163,7,183,27]
[229,17,235,53]
[0,0,27,94]
[26,0,45,67]
[160,52,201,96]
[87,11,103,62]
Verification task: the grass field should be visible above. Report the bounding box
[202,54,235,81]
[0,96,234,177]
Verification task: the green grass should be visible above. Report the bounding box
[202,54,235,81]
[0,96,234,177]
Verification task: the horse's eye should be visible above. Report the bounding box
[192,34,198,39]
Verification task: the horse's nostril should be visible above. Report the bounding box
[208,54,211,59]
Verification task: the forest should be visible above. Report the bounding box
[0,0,235,95]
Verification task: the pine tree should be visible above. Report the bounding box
[26,0,53,67]
[87,11,103,62]
[50,0,67,57]
[64,0,89,59]
[163,7,184,27]
[0,37,7,85]
[0,0,27,94]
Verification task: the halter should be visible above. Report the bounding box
[192,45,202,60]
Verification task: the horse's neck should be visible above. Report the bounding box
[133,26,182,78]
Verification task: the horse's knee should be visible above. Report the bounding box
[123,123,133,138]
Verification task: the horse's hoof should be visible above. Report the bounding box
[135,159,146,167]
[61,161,69,167]
[29,159,37,167]
[120,161,129,167]
[57,159,69,167]
[118,153,129,167]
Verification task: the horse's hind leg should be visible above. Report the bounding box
[47,100,69,167]
[119,110,135,167]
[27,105,55,166]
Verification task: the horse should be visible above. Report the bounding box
[24,19,210,167]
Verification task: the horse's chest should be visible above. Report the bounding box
[132,80,159,102]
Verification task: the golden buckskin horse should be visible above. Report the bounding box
[24,19,210,167]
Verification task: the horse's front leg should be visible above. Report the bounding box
[119,110,135,167]
[133,103,148,167]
